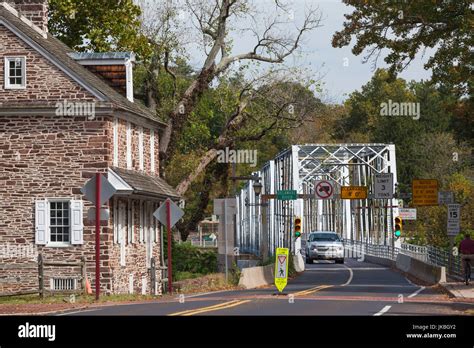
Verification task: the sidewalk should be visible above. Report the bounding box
[440,280,474,299]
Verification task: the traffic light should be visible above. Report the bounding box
[294,217,302,238]
[394,216,402,238]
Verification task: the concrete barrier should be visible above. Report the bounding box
[364,254,395,268]
[395,253,446,284]
[396,253,412,273]
[238,264,274,289]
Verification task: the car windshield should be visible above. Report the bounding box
[310,233,340,242]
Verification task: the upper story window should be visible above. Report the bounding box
[4,57,26,89]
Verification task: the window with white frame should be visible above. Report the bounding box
[5,57,26,89]
[35,199,83,246]
[49,201,70,243]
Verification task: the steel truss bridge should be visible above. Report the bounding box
[236,144,399,256]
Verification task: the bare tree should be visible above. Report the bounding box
[138,0,321,194]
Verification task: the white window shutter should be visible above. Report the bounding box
[150,130,155,173]
[35,200,48,245]
[113,198,118,244]
[128,200,133,244]
[70,200,84,245]
[139,201,144,243]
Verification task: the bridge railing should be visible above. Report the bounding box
[344,239,463,279]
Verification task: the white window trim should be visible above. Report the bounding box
[150,130,155,173]
[113,117,119,167]
[45,198,72,248]
[138,127,144,171]
[126,122,132,169]
[4,56,27,89]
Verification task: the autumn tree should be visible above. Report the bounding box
[332,0,473,97]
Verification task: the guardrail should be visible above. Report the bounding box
[345,239,463,279]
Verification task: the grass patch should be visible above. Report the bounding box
[175,273,239,293]
[174,271,204,281]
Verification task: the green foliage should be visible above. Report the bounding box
[339,69,462,191]
[48,0,152,60]
[172,243,217,275]
[174,271,203,282]
[229,263,242,286]
[333,0,473,96]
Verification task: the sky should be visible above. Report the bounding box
[145,0,434,104]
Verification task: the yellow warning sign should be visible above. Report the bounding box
[412,179,438,206]
[341,186,368,199]
[274,247,289,293]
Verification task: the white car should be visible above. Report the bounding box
[306,231,344,264]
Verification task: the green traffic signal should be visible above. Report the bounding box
[294,217,302,238]
[394,216,402,238]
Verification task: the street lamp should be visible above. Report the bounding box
[253,181,263,196]
[244,180,269,259]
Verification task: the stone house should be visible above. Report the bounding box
[0,0,180,295]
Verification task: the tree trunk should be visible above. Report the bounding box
[175,148,219,196]
[159,64,216,170]
[177,162,228,241]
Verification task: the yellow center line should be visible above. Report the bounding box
[168,300,251,316]
[293,285,333,297]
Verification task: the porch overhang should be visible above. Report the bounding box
[108,167,181,201]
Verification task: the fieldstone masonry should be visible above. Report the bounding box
[0,0,170,295]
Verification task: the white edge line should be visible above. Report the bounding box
[341,264,353,287]
[407,286,425,298]
[56,308,100,316]
[373,305,391,316]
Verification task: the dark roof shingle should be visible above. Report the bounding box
[111,167,180,200]
[0,5,165,127]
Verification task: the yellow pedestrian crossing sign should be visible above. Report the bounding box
[274,248,289,292]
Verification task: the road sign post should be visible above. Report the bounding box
[274,247,289,293]
[95,173,100,301]
[80,173,117,301]
[153,198,184,294]
[166,199,172,293]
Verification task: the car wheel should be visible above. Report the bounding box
[335,259,344,264]
[306,257,312,264]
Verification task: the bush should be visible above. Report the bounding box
[172,242,218,275]
[229,262,242,286]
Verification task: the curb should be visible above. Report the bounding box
[438,282,469,299]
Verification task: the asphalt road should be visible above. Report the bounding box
[59,258,474,316]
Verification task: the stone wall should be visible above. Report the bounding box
[0,25,95,102]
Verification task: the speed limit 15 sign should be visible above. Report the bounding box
[447,204,460,236]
